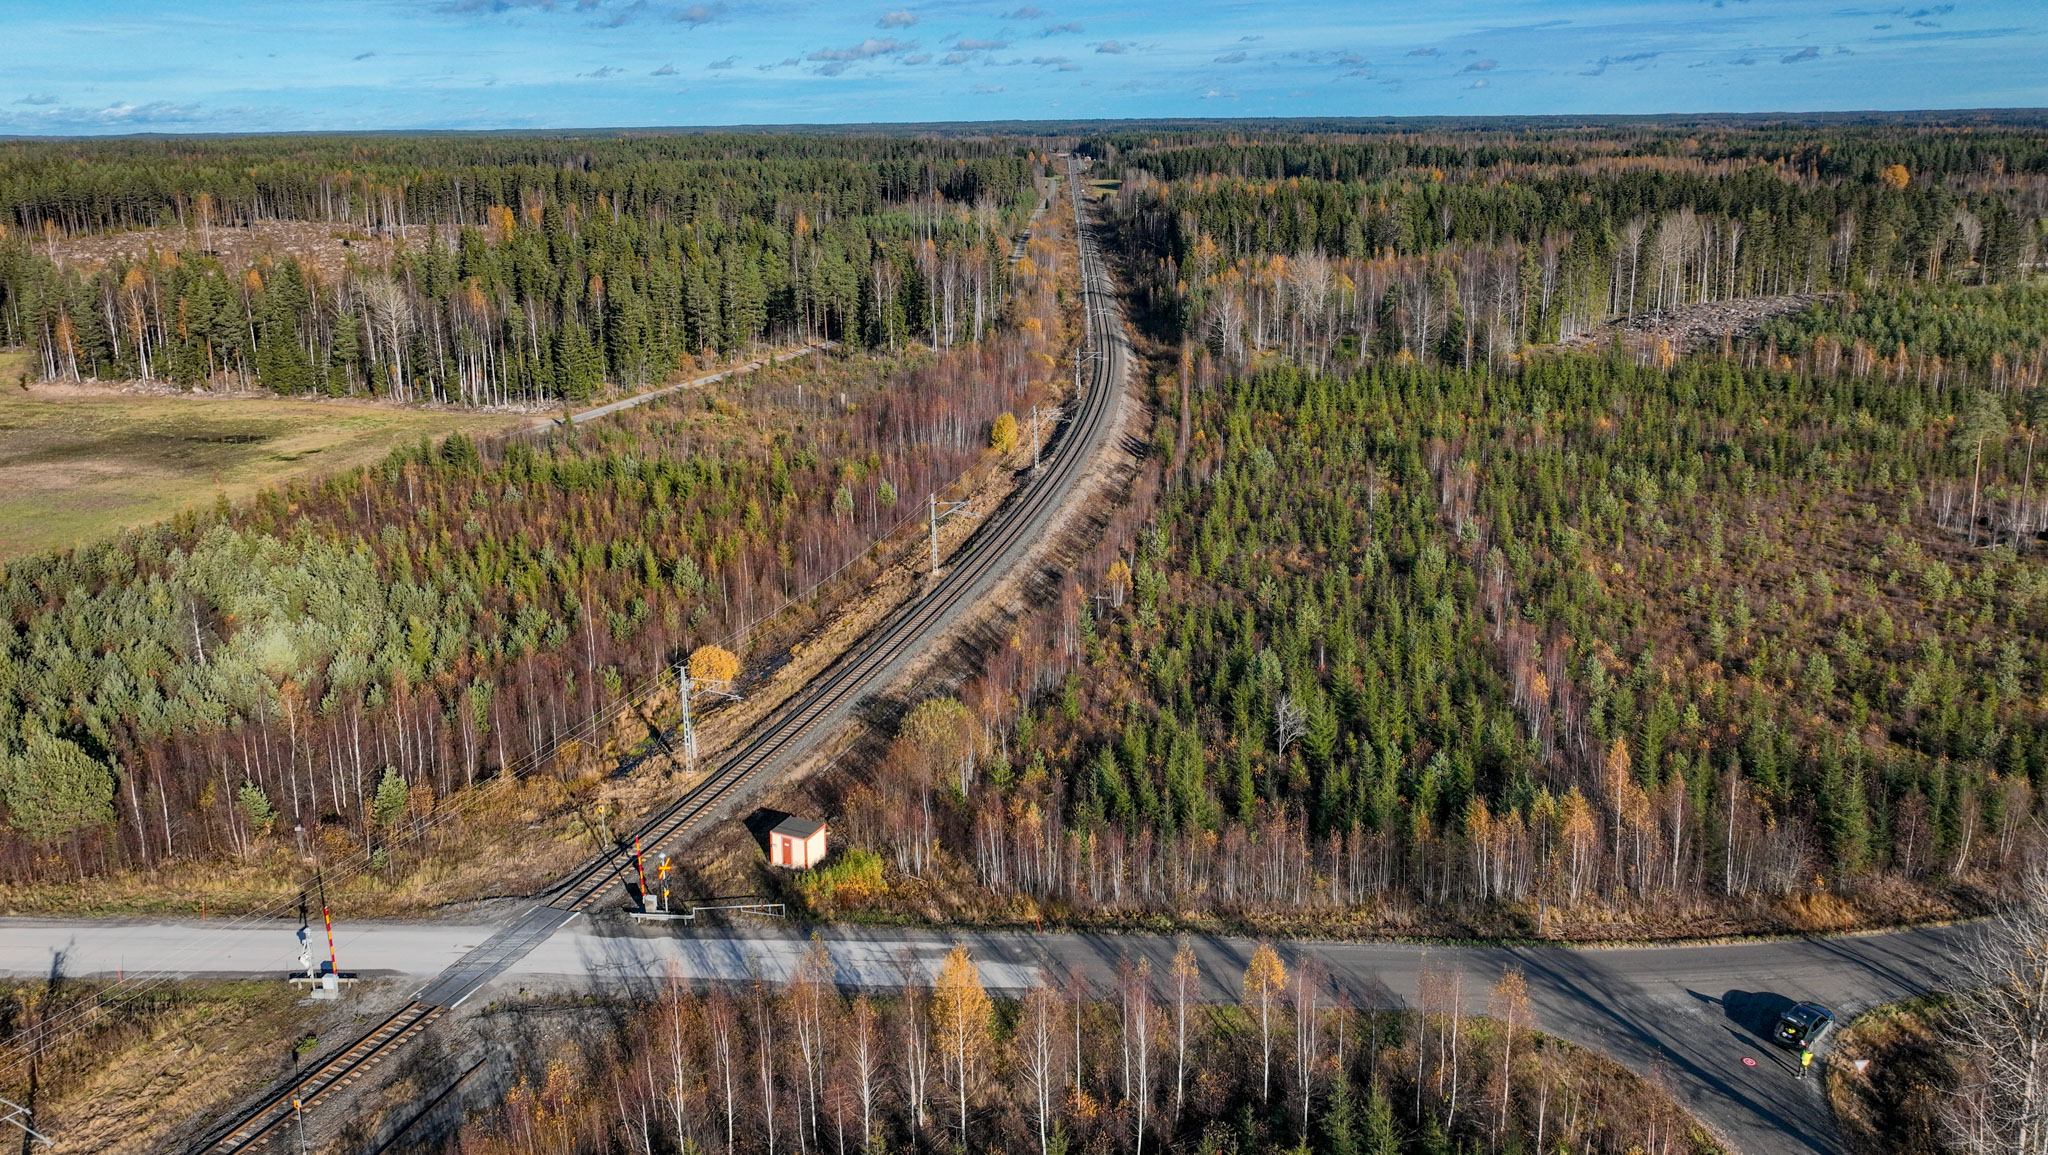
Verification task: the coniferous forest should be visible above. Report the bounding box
[0,134,1041,400]
[794,118,2048,939]
[4,119,2048,945]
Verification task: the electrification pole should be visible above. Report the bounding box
[0,1095,52,1148]
[929,493,975,573]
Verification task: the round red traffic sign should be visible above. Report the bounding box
[1741,1057,1758,1067]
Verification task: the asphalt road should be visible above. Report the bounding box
[0,914,1972,1155]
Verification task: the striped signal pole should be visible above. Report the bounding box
[319,870,337,976]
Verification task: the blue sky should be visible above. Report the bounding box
[2,1,2043,134]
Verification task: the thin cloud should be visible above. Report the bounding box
[352,51,377,61]
[954,37,1009,50]
[970,83,1006,93]
[707,56,737,69]
[809,37,913,62]
[1579,51,1657,76]
[1214,51,1247,63]
[1042,22,1081,36]
[1870,26,2022,42]
[1779,45,1820,62]
[670,3,724,25]
[901,52,931,64]
[940,51,971,64]
[1407,47,1439,56]
[1461,59,1496,72]
[580,65,624,77]
[15,94,58,105]
[437,0,555,13]
[651,62,678,74]
[1470,78,1489,87]
[1001,6,1045,17]
[3,99,207,129]
[877,10,917,28]
[1094,39,1128,53]
[599,1,649,28]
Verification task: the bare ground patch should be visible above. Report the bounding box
[35,219,434,281]
[1553,294,1819,357]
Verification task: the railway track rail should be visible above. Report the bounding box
[188,156,1127,1155]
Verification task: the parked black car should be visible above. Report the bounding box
[1773,1002,1834,1050]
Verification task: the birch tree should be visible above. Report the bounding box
[1119,957,1155,1155]
[932,944,992,1151]
[851,996,881,1155]
[1018,977,1063,1155]
[1243,941,1288,1104]
[1944,866,2048,1155]
[1490,969,1533,1142]
[1169,940,1198,1124]
[708,986,740,1154]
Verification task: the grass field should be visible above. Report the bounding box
[0,375,523,560]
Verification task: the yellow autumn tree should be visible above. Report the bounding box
[1604,736,1652,892]
[1880,163,1910,189]
[931,944,992,1150]
[1242,941,1287,1102]
[1106,558,1132,608]
[901,696,977,794]
[689,644,740,687]
[1557,786,1598,905]
[991,412,1019,454]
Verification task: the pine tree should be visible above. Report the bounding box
[0,729,116,844]
[372,767,410,831]
[1359,1084,1396,1155]
[1318,1072,1358,1155]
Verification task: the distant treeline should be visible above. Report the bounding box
[0,134,1045,402]
[1085,125,2047,374]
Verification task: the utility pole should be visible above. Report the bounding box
[294,1096,308,1155]
[677,663,697,772]
[675,658,740,776]
[929,493,975,573]
[1032,405,1065,470]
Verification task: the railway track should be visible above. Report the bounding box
[188,156,1127,1154]
[194,1003,445,1153]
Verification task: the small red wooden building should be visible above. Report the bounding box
[770,816,828,869]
